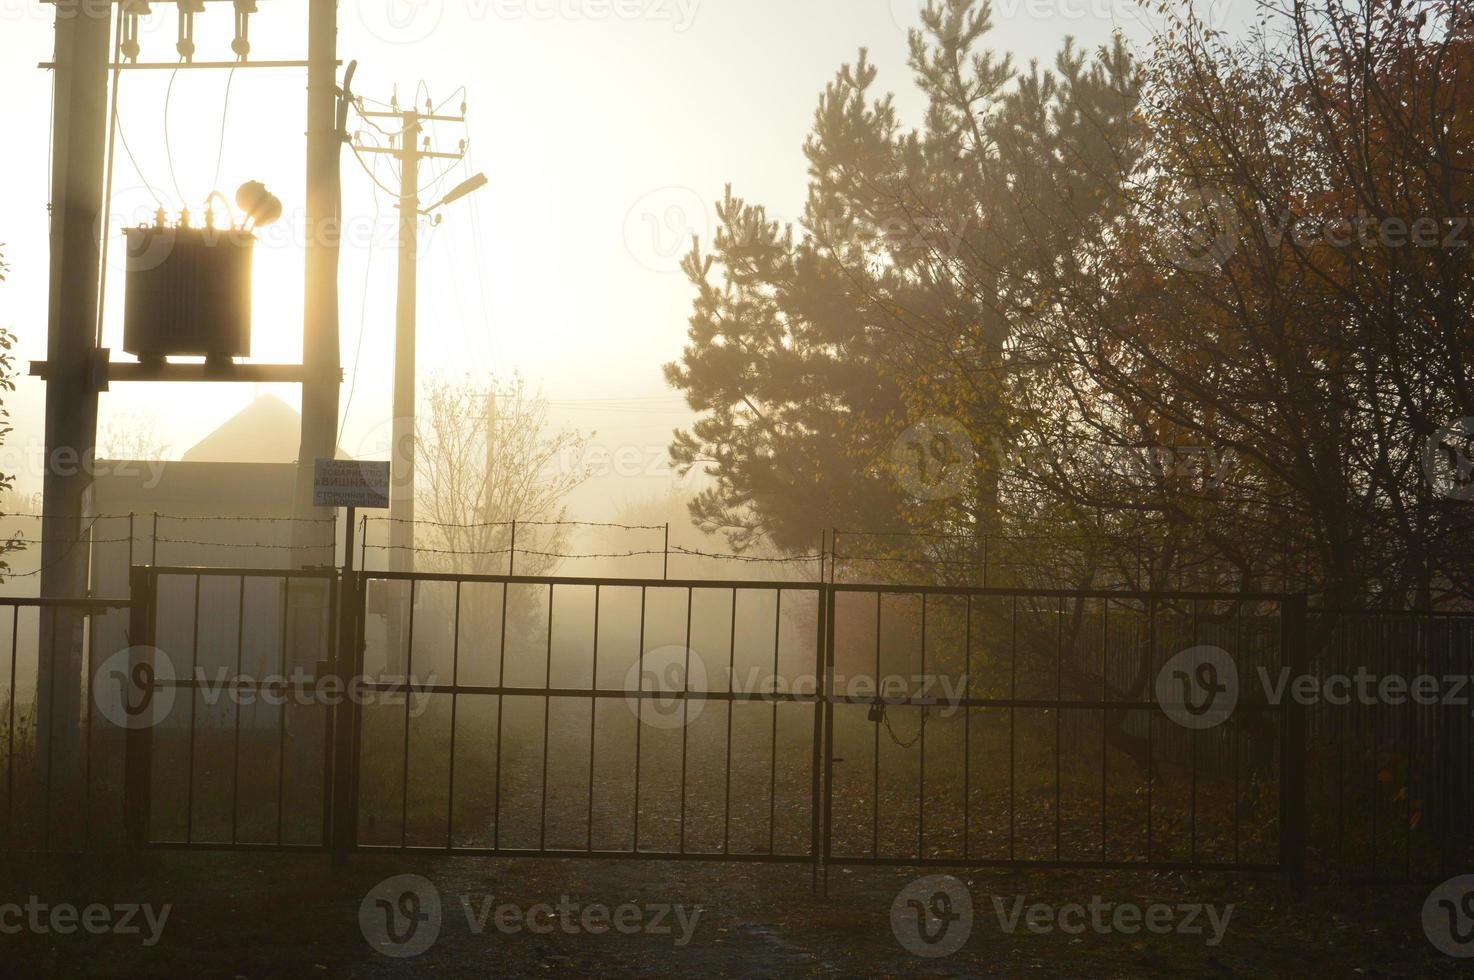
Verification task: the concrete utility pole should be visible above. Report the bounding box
[291,0,344,565]
[390,110,420,572]
[38,0,111,785]
[355,101,471,571]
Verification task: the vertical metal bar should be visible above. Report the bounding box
[83,603,95,850]
[821,582,837,894]
[4,607,15,846]
[768,589,781,855]
[679,586,693,854]
[1370,615,1378,877]
[587,585,600,852]
[1336,611,1345,875]
[1146,596,1155,862]
[508,520,517,576]
[151,512,158,566]
[1190,599,1199,864]
[723,588,736,854]
[125,570,157,851]
[1410,613,1426,877]
[662,524,669,581]
[963,595,971,860]
[1101,599,1110,862]
[185,577,201,845]
[633,586,646,852]
[810,585,825,885]
[873,592,882,859]
[325,567,345,856]
[539,584,553,851]
[1055,596,1063,861]
[1009,594,1017,862]
[918,593,926,860]
[913,589,925,854]
[1232,602,1242,864]
[230,577,245,844]
[493,577,510,851]
[398,580,417,849]
[445,581,461,851]
[1279,595,1308,890]
[43,607,58,851]
[276,576,290,845]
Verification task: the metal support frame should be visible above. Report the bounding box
[101,566,1474,891]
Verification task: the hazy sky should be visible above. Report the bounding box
[0,0,1243,516]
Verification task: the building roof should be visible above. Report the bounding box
[181,394,346,464]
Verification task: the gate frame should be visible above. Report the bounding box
[119,564,1308,885]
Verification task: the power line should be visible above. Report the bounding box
[463,133,500,372]
[339,188,382,444]
[115,113,161,207]
[164,62,184,205]
[349,143,402,200]
[210,65,237,196]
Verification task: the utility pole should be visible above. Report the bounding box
[354,99,470,572]
[390,108,421,573]
[38,0,111,787]
[291,0,344,566]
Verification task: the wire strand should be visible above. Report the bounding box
[164,61,185,206]
[210,65,237,197]
[339,188,381,444]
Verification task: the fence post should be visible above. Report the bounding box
[1279,594,1308,892]
[330,515,362,865]
[124,565,154,851]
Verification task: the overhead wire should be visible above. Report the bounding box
[464,133,501,372]
[114,116,162,207]
[210,65,238,197]
[339,187,382,445]
[164,60,185,206]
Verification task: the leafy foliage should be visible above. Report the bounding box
[668,0,1474,606]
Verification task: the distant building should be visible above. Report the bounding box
[89,394,347,582]
[87,396,347,732]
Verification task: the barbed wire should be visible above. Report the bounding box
[516,548,665,560]
[156,515,335,525]
[670,546,823,563]
[364,517,666,532]
[0,512,1199,584]
[363,543,513,556]
[367,517,511,529]
[517,520,666,531]
[1,539,135,578]
[152,536,334,551]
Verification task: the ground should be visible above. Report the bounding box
[0,853,1459,978]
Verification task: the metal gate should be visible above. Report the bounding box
[120,565,1310,880]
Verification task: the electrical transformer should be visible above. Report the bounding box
[123,222,254,364]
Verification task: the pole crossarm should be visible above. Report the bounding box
[358,111,467,123]
[355,147,466,161]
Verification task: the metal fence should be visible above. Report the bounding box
[7,563,1473,887]
[820,586,1299,874]
[1304,609,1474,882]
[122,566,340,852]
[0,595,134,853]
[347,571,828,864]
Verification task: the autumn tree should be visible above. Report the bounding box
[667,0,1142,582]
[413,374,590,576]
